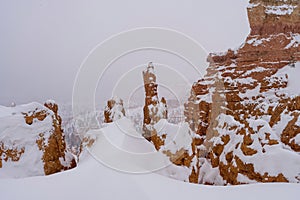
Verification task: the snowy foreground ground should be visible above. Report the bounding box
[1,117,300,199]
[0,151,299,200]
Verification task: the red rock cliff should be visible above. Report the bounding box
[183,0,300,185]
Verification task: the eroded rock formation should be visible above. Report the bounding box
[143,62,168,144]
[180,0,300,185]
[0,143,24,168]
[0,100,76,178]
[104,97,126,123]
[142,62,168,142]
[248,0,299,35]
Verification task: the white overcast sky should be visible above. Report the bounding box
[0,0,250,106]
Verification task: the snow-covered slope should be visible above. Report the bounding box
[86,117,192,181]
[1,117,300,199]
[0,136,299,200]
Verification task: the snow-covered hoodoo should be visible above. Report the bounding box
[142,62,168,144]
[0,100,76,178]
[104,97,126,123]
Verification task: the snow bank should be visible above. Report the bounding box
[84,117,190,181]
[0,139,299,200]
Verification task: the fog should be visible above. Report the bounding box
[0,0,250,106]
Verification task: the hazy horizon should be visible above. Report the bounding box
[0,0,250,106]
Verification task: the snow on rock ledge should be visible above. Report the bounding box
[181,0,300,185]
[0,101,76,178]
[247,0,300,35]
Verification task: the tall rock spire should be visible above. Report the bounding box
[142,62,167,141]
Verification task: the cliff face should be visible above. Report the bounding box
[248,0,299,35]
[183,0,300,185]
[0,100,76,178]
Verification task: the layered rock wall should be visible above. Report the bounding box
[182,0,300,185]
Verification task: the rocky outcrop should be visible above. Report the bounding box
[0,143,25,168]
[0,100,76,178]
[40,100,76,175]
[104,97,126,123]
[142,62,168,142]
[181,0,300,185]
[140,63,198,180]
[247,0,300,35]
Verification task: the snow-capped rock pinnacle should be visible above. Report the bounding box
[142,63,168,143]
